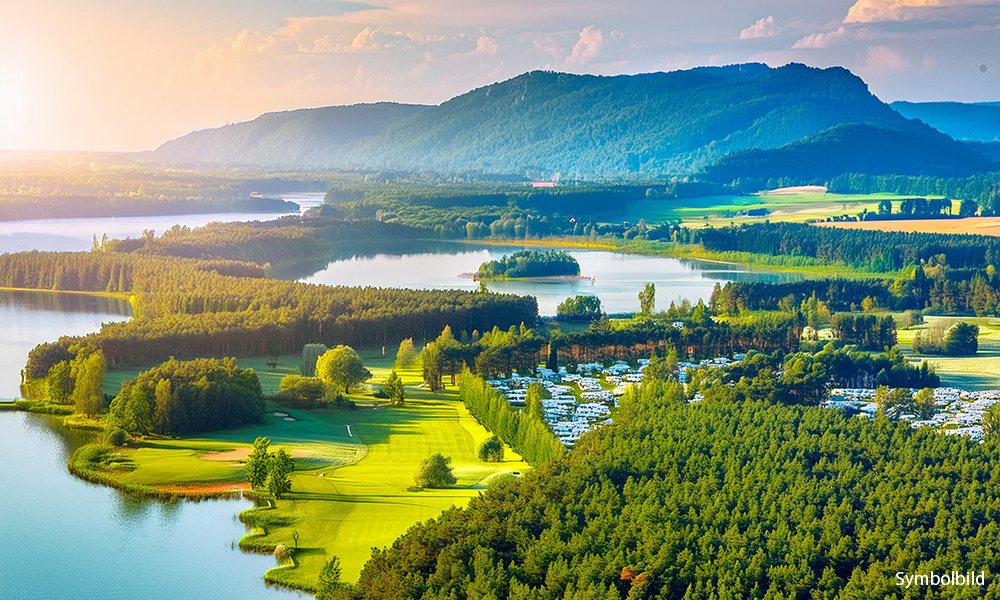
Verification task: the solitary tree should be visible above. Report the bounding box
[301,344,329,376]
[395,338,417,369]
[638,283,655,315]
[316,557,344,600]
[315,345,372,393]
[414,453,456,488]
[913,388,937,420]
[382,370,405,406]
[877,198,892,217]
[478,435,504,462]
[245,437,271,489]
[267,448,294,499]
[421,342,444,392]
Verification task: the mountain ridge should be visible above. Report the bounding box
[155,63,992,179]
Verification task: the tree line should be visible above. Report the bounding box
[457,370,564,466]
[698,222,1000,271]
[11,249,537,377]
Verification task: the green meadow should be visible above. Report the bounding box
[590,191,947,227]
[897,316,1000,389]
[101,352,530,586]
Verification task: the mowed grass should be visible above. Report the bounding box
[102,350,531,586]
[898,316,1000,389]
[590,192,936,227]
[817,216,1000,237]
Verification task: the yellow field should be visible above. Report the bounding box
[816,217,1000,236]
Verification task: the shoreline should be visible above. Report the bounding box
[0,286,132,301]
[463,272,594,283]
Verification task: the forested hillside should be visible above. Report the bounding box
[703,123,992,182]
[891,101,999,143]
[155,63,968,179]
[156,103,431,166]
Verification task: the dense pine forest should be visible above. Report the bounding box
[348,382,1000,599]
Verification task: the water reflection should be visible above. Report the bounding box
[0,291,132,399]
[282,241,799,315]
[0,410,296,600]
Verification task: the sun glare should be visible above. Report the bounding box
[0,66,31,145]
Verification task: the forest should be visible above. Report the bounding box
[699,222,1000,271]
[347,380,998,599]
[8,249,537,377]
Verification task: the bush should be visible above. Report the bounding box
[274,375,326,408]
[274,544,292,565]
[901,310,924,328]
[323,390,356,410]
[106,427,127,447]
[414,453,456,488]
[477,435,504,462]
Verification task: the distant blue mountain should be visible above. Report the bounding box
[156,63,993,179]
[890,101,999,143]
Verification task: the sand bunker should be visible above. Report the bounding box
[201,448,250,461]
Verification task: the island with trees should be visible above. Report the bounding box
[475,250,582,280]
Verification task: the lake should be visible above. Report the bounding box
[294,242,797,315]
[0,193,322,254]
[0,291,297,600]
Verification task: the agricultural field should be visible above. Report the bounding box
[594,191,933,227]
[101,353,530,585]
[897,315,1000,389]
[817,216,1000,236]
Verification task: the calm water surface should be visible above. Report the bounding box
[296,242,797,315]
[0,291,298,600]
[0,193,320,253]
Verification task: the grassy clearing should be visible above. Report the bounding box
[898,315,1000,389]
[101,351,530,588]
[590,192,937,227]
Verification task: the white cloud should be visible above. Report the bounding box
[864,44,910,72]
[792,26,850,49]
[475,36,498,55]
[740,16,780,40]
[844,0,999,23]
[566,26,604,65]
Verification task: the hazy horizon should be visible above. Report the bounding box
[2,0,998,153]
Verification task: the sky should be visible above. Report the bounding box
[1,0,997,152]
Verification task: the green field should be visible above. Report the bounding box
[897,316,1000,389]
[593,192,948,227]
[101,353,530,587]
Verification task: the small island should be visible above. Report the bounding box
[476,250,582,280]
